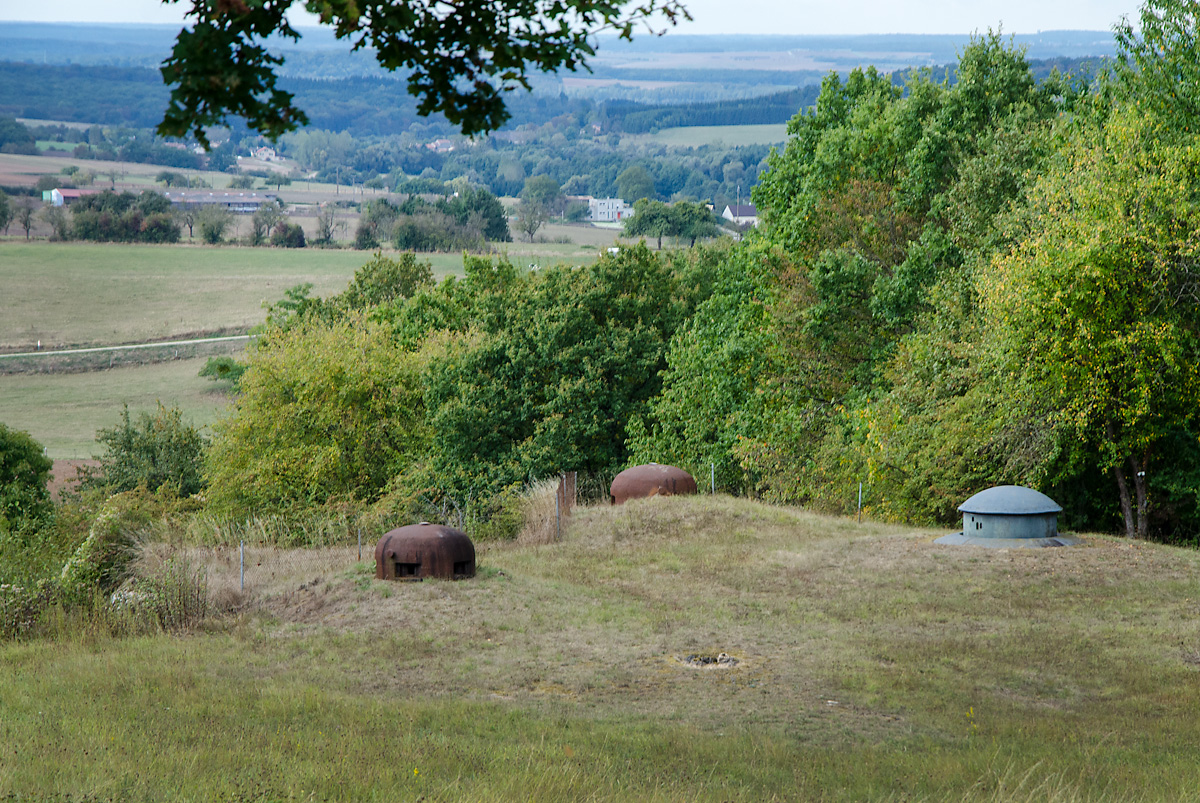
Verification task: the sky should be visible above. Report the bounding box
[0,0,1142,35]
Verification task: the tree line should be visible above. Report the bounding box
[4,2,1197,556]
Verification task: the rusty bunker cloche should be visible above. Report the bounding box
[610,463,698,505]
[375,523,476,581]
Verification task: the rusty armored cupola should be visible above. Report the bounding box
[610,463,698,505]
[375,523,476,581]
[935,485,1081,548]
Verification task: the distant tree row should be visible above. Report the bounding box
[354,188,510,251]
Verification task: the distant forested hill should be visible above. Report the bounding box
[0,54,1108,139]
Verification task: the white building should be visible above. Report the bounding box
[588,197,634,222]
[721,204,759,227]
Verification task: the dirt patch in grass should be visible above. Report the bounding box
[48,459,97,501]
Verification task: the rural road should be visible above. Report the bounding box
[0,334,254,360]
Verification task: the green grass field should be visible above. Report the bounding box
[0,357,233,458]
[624,124,790,149]
[0,242,469,351]
[3,496,1199,801]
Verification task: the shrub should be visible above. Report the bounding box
[57,503,140,605]
[87,404,207,496]
[198,356,248,388]
[204,313,429,514]
[271,222,306,248]
[0,423,52,530]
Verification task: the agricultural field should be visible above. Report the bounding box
[0,357,231,459]
[0,241,467,351]
[2,496,1199,800]
[625,123,790,149]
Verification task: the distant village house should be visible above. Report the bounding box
[45,188,101,206]
[588,197,634,222]
[721,204,759,227]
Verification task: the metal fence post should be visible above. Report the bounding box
[711,462,715,495]
[239,540,245,591]
[858,482,863,523]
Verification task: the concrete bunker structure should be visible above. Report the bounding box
[610,463,697,505]
[375,523,476,580]
[935,485,1081,548]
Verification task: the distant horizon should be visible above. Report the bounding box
[0,0,1140,37]
[0,20,1118,36]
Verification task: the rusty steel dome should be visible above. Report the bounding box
[610,463,698,505]
[935,485,1081,548]
[375,523,476,581]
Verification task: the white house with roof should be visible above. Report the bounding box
[721,203,759,227]
[588,197,634,222]
[47,188,102,206]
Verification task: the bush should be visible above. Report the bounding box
[204,313,429,514]
[271,222,306,248]
[57,503,141,606]
[87,404,207,496]
[0,423,52,530]
[198,356,248,388]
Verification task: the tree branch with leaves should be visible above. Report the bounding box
[158,0,691,147]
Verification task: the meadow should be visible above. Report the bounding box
[0,357,229,458]
[0,241,465,351]
[2,496,1199,801]
[624,123,790,148]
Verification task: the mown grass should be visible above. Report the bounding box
[0,357,230,458]
[0,242,469,352]
[3,496,1199,801]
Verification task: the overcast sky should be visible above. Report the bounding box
[0,0,1140,35]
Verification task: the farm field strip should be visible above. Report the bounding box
[0,357,231,458]
[625,123,790,148]
[0,242,457,350]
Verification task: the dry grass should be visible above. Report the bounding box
[4,495,1200,800]
[516,478,564,546]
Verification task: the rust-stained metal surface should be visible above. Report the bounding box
[375,523,476,581]
[610,463,697,505]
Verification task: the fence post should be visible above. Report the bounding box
[358,526,362,561]
[556,481,561,541]
[858,482,863,524]
[711,462,715,495]
[239,540,245,591]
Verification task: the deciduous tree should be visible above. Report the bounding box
[985,108,1200,538]
[15,198,35,240]
[158,0,690,146]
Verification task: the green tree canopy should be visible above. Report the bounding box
[158,0,691,146]
[204,312,430,514]
[0,423,53,530]
[616,164,656,203]
[87,404,207,497]
[984,107,1200,538]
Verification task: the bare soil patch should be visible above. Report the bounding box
[48,459,97,501]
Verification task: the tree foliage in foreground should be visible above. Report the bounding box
[158,0,690,145]
[985,107,1200,538]
[204,312,430,514]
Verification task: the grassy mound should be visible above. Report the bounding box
[2,495,1199,801]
